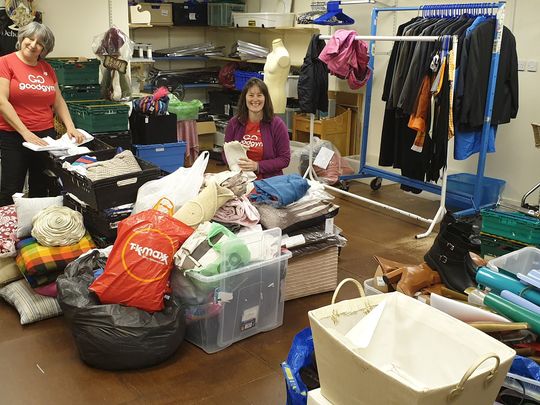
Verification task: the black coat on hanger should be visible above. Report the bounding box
[298,34,329,114]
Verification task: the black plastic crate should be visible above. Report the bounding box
[64,194,132,240]
[129,111,178,145]
[46,138,115,176]
[173,2,208,26]
[93,130,132,151]
[58,150,161,210]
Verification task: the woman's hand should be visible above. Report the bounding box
[237,158,258,172]
[22,130,48,146]
[66,128,85,144]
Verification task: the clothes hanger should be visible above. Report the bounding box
[313,1,355,26]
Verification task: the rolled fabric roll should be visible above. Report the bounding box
[501,290,540,315]
[484,292,540,335]
[476,266,540,306]
[31,206,86,247]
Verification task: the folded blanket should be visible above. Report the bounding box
[85,150,142,182]
[213,196,260,227]
[251,174,309,207]
[16,234,96,287]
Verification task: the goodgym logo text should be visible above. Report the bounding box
[19,74,55,92]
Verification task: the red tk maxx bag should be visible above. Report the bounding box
[89,207,193,312]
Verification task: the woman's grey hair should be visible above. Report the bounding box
[16,22,55,57]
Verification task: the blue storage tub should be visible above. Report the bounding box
[446,173,506,210]
[234,70,263,91]
[134,142,186,173]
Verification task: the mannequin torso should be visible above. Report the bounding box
[263,38,290,114]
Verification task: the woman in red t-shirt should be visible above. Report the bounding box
[225,77,290,179]
[0,22,84,206]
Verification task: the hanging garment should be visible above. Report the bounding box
[459,19,518,129]
[298,34,328,113]
[318,29,371,90]
[176,119,199,163]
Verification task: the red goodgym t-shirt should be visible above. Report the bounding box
[0,52,57,131]
[241,120,264,162]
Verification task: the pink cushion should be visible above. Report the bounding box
[0,205,18,258]
[34,282,58,297]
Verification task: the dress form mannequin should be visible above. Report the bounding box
[263,38,290,114]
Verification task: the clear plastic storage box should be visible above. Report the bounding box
[208,3,245,26]
[488,246,540,276]
[182,228,289,353]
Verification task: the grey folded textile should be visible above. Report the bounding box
[85,150,142,182]
[255,200,339,233]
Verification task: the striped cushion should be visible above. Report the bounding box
[0,279,62,325]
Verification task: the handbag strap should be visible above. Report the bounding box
[153,197,175,216]
[447,353,500,401]
[331,278,366,304]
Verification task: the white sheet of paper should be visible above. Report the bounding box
[282,234,306,248]
[313,146,335,170]
[345,299,386,348]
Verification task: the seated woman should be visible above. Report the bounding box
[224,77,290,179]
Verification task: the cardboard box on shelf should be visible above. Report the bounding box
[196,120,217,151]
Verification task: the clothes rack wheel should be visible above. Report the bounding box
[370,177,382,191]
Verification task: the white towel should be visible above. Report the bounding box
[23,129,94,152]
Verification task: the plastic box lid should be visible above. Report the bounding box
[487,246,540,276]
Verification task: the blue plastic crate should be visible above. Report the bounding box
[446,173,506,210]
[134,142,186,173]
[234,70,263,91]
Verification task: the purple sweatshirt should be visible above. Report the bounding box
[224,116,291,178]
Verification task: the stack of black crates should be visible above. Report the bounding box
[47,58,159,247]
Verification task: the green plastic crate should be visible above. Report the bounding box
[48,58,100,86]
[68,100,129,133]
[481,208,540,245]
[480,232,528,260]
[60,85,101,101]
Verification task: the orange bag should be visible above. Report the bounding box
[89,204,193,312]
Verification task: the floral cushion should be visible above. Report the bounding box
[0,205,18,258]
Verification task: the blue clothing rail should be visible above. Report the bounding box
[340,2,506,217]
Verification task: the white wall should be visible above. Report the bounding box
[35,0,129,58]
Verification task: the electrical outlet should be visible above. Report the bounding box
[518,60,527,71]
[527,60,538,72]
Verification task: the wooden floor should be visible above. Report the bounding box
[0,179,440,405]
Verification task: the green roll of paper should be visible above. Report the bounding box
[484,293,540,335]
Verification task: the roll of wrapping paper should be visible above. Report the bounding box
[501,290,540,315]
[476,267,540,306]
[484,293,540,335]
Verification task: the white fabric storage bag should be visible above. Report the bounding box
[308,279,515,405]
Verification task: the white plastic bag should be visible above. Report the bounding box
[132,151,209,215]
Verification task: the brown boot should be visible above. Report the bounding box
[396,263,441,296]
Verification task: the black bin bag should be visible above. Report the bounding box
[56,251,186,370]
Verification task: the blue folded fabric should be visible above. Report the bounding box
[251,174,310,207]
